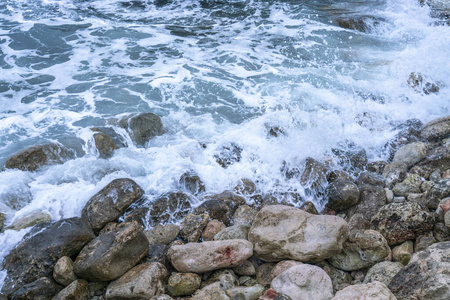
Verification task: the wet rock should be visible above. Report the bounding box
[233,260,256,276]
[410,146,450,179]
[53,279,89,300]
[269,261,303,285]
[392,142,427,167]
[5,143,74,171]
[82,178,144,231]
[371,202,434,245]
[248,205,349,262]
[256,263,276,287]
[383,162,408,188]
[299,201,319,215]
[427,179,450,209]
[10,277,62,300]
[0,212,4,231]
[226,285,265,300]
[179,172,205,195]
[271,264,333,300]
[332,281,396,300]
[91,129,118,159]
[6,211,51,231]
[335,16,384,32]
[356,171,385,187]
[145,244,170,270]
[215,225,250,241]
[363,261,404,286]
[167,272,202,297]
[200,191,246,224]
[389,242,450,299]
[332,141,368,173]
[149,191,193,225]
[202,219,226,241]
[328,229,391,271]
[325,179,360,212]
[385,119,423,160]
[144,224,180,245]
[105,262,167,300]
[407,72,440,95]
[415,231,436,252]
[234,179,257,195]
[346,183,386,223]
[392,240,413,265]
[1,217,94,296]
[317,261,352,293]
[392,174,423,196]
[53,256,77,286]
[167,239,253,273]
[180,213,209,242]
[119,113,164,146]
[74,222,149,282]
[215,142,242,168]
[123,206,149,226]
[367,161,387,174]
[300,158,330,196]
[233,205,257,226]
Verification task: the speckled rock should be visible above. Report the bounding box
[233,260,256,276]
[427,179,450,209]
[180,213,209,242]
[393,142,427,168]
[392,174,423,197]
[415,232,436,252]
[149,191,193,225]
[392,240,414,265]
[226,285,265,300]
[53,279,89,300]
[233,205,257,226]
[202,220,226,241]
[363,261,404,286]
[383,162,408,188]
[167,272,201,297]
[144,224,180,245]
[215,225,250,241]
[420,116,450,142]
[53,256,77,286]
[332,281,396,300]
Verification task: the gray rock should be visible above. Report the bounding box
[421,116,450,142]
[167,272,202,297]
[445,211,450,229]
[317,261,352,293]
[410,146,450,179]
[393,142,427,167]
[92,130,118,159]
[269,261,303,285]
[299,201,319,215]
[145,244,170,270]
[363,261,404,286]
[82,178,144,231]
[325,179,360,212]
[367,161,388,174]
[149,191,193,225]
[435,197,450,222]
[346,182,386,221]
[215,143,242,168]
[179,172,205,195]
[392,240,414,265]
[0,212,4,231]
[215,225,250,241]
[233,260,256,276]
[256,263,276,287]
[53,256,77,286]
[198,191,246,225]
[144,224,180,245]
[233,205,257,226]
[332,281,396,300]
[427,179,450,209]
[191,282,231,300]
[119,113,164,146]
[226,285,265,300]
[415,232,436,252]
[392,174,423,197]
[10,277,62,300]
[383,162,408,188]
[53,279,89,300]
[234,179,257,195]
[150,295,174,300]
[202,219,226,241]
[180,213,209,243]
[6,211,51,231]
[202,269,239,290]
[433,222,450,242]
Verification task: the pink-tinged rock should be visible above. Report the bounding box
[167,239,253,273]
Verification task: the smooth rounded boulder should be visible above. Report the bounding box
[248,205,349,262]
[332,281,397,300]
[167,239,253,273]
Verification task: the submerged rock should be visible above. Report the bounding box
[335,16,385,32]
[407,72,440,95]
[119,112,164,147]
[421,116,450,142]
[215,142,242,168]
[179,172,205,195]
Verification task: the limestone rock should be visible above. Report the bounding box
[215,225,250,241]
[271,264,333,300]
[180,213,209,242]
[371,202,434,245]
[445,211,450,229]
[332,281,396,300]
[167,272,202,297]
[167,239,253,273]
[53,256,77,286]
[392,142,427,168]
[269,261,303,285]
[144,224,180,245]
[421,116,450,142]
[202,220,226,241]
[389,242,450,299]
[119,113,164,146]
[392,240,413,265]
[363,261,404,286]
[197,191,245,225]
[248,205,349,262]
[6,211,51,231]
[325,179,360,212]
[74,222,149,282]
[53,279,89,300]
[82,178,144,231]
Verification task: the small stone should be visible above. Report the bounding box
[332,281,396,300]
[202,220,226,241]
[53,256,77,286]
[233,260,256,276]
[392,240,414,265]
[53,279,90,300]
[385,188,394,203]
[179,172,205,195]
[144,224,180,245]
[168,273,202,297]
[363,261,404,286]
[233,205,257,226]
[180,213,209,242]
[93,131,118,159]
[256,263,276,287]
[191,282,230,300]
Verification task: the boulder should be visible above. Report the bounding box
[180,213,209,242]
[6,211,51,231]
[10,277,62,300]
[392,142,427,167]
[202,220,226,241]
[269,261,303,284]
[346,181,386,221]
[415,232,436,252]
[167,272,202,297]
[300,158,330,196]
[383,162,408,188]
[144,224,180,245]
[53,256,77,286]
[421,116,450,142]
[363,261,404,286]
[197,191,246,225]
[82,178,144,231]
[1,217,94,296]
[392,240,413,265]
[73,222,149,282]
[271,264,333,300]
[119,113,164,146]
[105,262,167,300]
[328,229,391,271]
[215,225,250,241]
[371,202,434,245]
[233,205,257,226]
[225,285,265,300]
[410,146,450,179]
[93,130,118,159]
[392,174,423,197]
[332,281,396,300]
[248,205,349,262]
[4,143,73,171]
[149,191,193,225]
[167,239,253,273]
[53,279,89,300]
[179,172,205,195]
[389,242,450,299]
[325,179,360,212]
[233,260,256,276]
[426,179,450,209]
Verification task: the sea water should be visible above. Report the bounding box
[0,0,449,283]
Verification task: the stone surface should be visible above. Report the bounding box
[328,229,391,271]
[167,239,253,273]
[53,279,90,300]
[105,262,167,300]
[256,263,276,287]
[10,277,62,300]
[427,179,450,209]
[371,202,434,245]
[363,261,404,286]
[269,261,303,285]
[233,260,256,276]
[271,264,333,300]
[433,222,450,242]
[149,191,193,225]
[150,295,174,300]
[226,285,265,300]
[1,217,94,296]
[415,232,436,252]
[82,178,144,231]
[191,282,231,300]
[410,146,450,179]
[6,211,51,231]
[346,181,386,222]
[392,240,414,265]
[120,112,164,146]
[179,172,205,195]
[299,201,319,215]
[4,143,73,171]
[325,179,360,212]
[248,205,349,262]
[421,116,450,142]
[180,213,209,242]
[332,281,396,300]
[383,162,408,188]
[202,220,226,241]
[215,225,250,241]
[436,197,450,222]
[53,256,77,286]
[445,211,450,228]
[389,242,450,299]
[392,174,423,197]
[317,261,352,293]
[74,222,149,282]
[393,142,427,168]
[93,131,118,159]
[233,205,257,226]
[215,142,242,168]
[167,272,202,297]
[202,269,239,290]
[144,224,180,245]
[234,179,257,195]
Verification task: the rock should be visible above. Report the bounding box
[346,182,386,221]
[144,224,180,245]
[271,264,333,300]
[299,201,319,215]
[167,272,202,297]
[427,179,450,209]
[226,285,265,300]
[167,239,253,273]
[179,172,205,195]
[421,116,450,142]
[105,262,167,300]
[180,213,209,242]
[347,213,370,230]
[383,162,408,188]
[73,222,149,282]
[363,261,404,286]
[123,206,150,226]
[233,260,256,276]
[215,142,242,168]
[332,281,396,300]
[269,261,303,284]
[392,174,423,197]
[233,205,257,226]
[119,112,164,146]
[202,220,226,241]
[150,191,193,225]
[53,279,89,300]
[410,146,450,179]
[10,277,62,300]
[6,211,51,231]
[258,288,279,300]
[367,161,387,174]
[300,158,330,197]
[191,282,231,300]
[436,197,450,222]
[4,143,74,171]
[332,141,368,173]
[317,261,352,293]
[328,229,391,271]
[0,212,5,230]
[256,263,276,287]
[385,119,423,160]
[92,130,118,159]
[445,211,450,229]
[392,240,414,265]
[1,217,94,296]
[430,169,443,181]
[392,142,427,168]
[389,242,450,299]
[202,269,239,290]
[145,244,170,269]
[335,16,384,32]
[234,179,257,195]
[371,202,434,245]
[415,232,436,252]
[248,205,348,262]
[198,191,246,225]
[239,276,258,287]
[325,179,360,212]
[82,178,144,231]
[151,295,174,300]
[215,225,250,241]
[407,72,440,95]
[433,222,450,242]
[53,256,77,286]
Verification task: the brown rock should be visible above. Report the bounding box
[180,213,209,243]
[202,220,226,241]
[53,256,77,286]
[53,279,89,300]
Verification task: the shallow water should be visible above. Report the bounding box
[0,0,449,282]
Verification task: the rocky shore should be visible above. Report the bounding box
[0,114,449,300]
